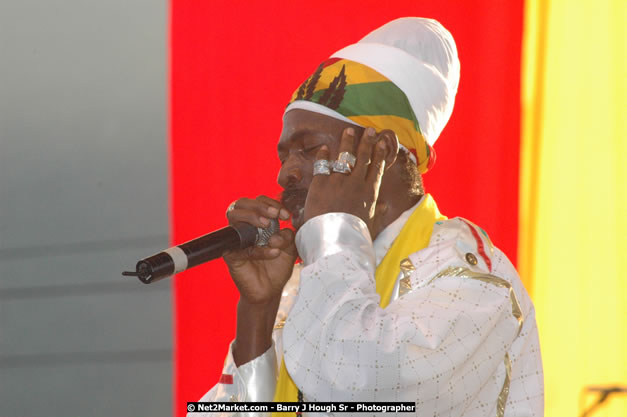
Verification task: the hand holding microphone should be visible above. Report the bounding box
[221,196,298,306]
[123,196,297,304]
[225,197,298,366]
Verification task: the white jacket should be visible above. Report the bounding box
[193,198,544,417]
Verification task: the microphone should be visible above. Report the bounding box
[122,219,280,284]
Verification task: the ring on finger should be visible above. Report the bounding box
[225,201,237,217]
[332,160,351,174]
[313,159,331,176]
[337,151,357,169]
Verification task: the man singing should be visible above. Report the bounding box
[193,17,543,416]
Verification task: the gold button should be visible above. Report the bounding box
[230,395,237,402]
[465,253,478,265]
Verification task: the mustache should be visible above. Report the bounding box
[279,187,308,212]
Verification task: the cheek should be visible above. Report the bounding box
[300,160,314,186]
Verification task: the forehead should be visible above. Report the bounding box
[278,109,358,149]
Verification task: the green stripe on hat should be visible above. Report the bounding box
[309,81,420,131]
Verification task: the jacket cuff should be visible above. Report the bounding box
[295,213,375,273]
[197,341,277,405]
[237,342,278,402]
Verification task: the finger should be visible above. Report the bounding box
[366,139,387,187]
[267,229,297,259]
[224,245,281,263]
[227,197,287,223]
[222,248,251,264]
[278,228,297,257]
[227,207,273,228]
[246,246,282,260]
[225,198,251,221]
[336,127,356,158]
[223,228,295,262]
[330,127,356,176]
[268,228,295,250]
[353,127,377,178]
[311,145,331,184]
[255,195,290,220]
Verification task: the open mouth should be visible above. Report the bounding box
[280,187,308,227]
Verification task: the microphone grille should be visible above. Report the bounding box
[256,218,280,246]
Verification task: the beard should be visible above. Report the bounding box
[280,187,308,229]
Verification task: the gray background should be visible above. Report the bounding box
[0,1,171,416]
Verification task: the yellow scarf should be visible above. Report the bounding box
[271,195,446,414]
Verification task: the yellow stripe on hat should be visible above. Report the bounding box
[348,114,430,173]
[288,58,434,173]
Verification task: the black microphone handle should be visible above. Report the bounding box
[127,222,262,284]
[183,224,257,268]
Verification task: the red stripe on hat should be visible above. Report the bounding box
[322,57,342,68]
[426,145,437,171]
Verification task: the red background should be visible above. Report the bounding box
[171,1,523,415]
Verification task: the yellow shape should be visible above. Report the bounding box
[272,194,446,412]
[520,1,627,416]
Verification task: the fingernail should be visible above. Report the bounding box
[267,206,279,217]
[366,127,376,137]
[259,216,270,226]
[346,127,355,136]
[279,208,290,220]
[269,248,280,256]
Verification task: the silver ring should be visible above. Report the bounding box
[338,151,357,168]
[225,201,237,217]
[313,159,331,176]
[332,160,351,174]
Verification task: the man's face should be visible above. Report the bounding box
[277,109,363,229]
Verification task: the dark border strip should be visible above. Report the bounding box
[0,280,170,300]
[0,349,172,369]
[0,235,169,260]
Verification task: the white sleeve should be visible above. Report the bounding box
[190,342,277,417]
[189,265,302,417]
[282,213,522,416]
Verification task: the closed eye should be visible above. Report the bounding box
[303,144,323,155]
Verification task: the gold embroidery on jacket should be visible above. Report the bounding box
[496,353,512,417]
[427,267,521,416]
[427,266,523,334]
[398,258,415,296]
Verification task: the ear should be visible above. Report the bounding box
[378,129,399,170]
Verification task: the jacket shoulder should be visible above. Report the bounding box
[430,217,497,273]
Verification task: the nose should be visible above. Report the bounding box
[277,154,304,188]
